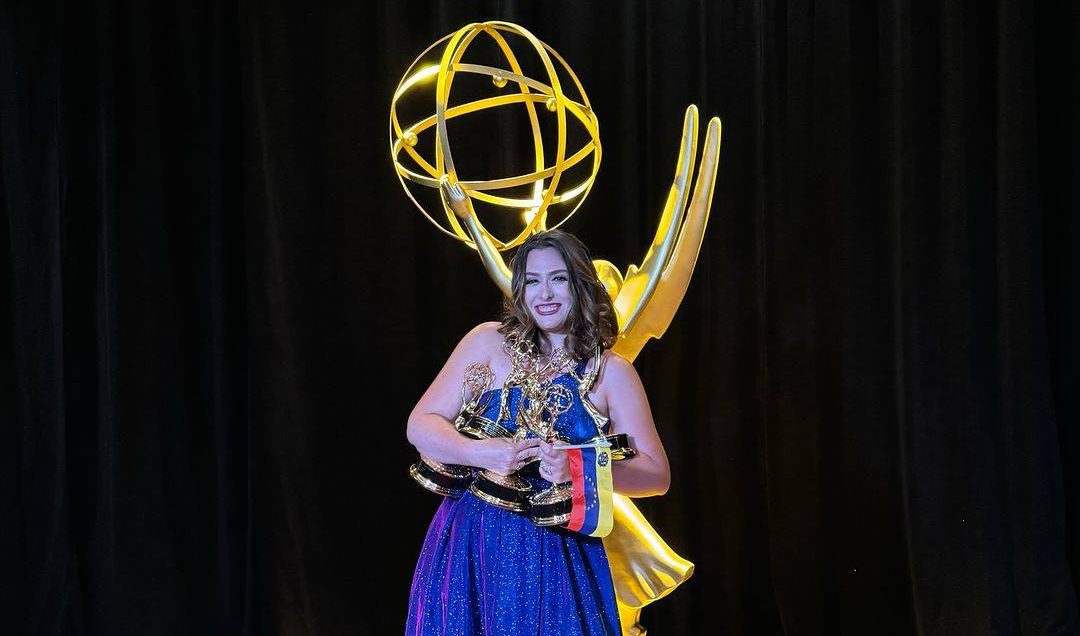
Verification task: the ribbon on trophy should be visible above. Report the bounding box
[559,440,615,538]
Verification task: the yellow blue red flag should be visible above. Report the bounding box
[564,443,614,538]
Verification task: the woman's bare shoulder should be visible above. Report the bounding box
[596,350,642,392]
[600,350,636,374]
[456,322,505,357]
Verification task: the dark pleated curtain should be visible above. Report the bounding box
[1,1,245,634]
[3,0,1078,634]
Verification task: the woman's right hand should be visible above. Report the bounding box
[472,437,543,475]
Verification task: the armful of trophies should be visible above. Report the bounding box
[409,340,635,535]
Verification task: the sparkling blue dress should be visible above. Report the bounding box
[406,360,621,635]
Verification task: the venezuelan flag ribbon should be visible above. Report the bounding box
[561,441,614,538]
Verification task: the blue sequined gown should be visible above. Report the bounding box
[406,360,621,635]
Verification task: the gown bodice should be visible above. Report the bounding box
[473,357,610,446]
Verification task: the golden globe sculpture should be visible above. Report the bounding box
[389,21,601,250]
[393,20,724,636]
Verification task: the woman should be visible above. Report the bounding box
[405,230,671,635]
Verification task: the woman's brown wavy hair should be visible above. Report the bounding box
[498,230,619,361]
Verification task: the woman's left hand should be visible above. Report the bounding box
[537,440,571,484]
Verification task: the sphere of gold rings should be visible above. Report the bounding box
[389,21,603,251]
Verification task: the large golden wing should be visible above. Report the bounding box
[611,106,722,360]
[608,105,699,329]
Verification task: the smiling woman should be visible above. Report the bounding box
[504,231,619,362]
[524,249,571,332]
[404,230,671,635]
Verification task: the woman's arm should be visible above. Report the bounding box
[600,355,671,497]
[406,322,539,474]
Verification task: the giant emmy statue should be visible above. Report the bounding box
[391,21,721,635]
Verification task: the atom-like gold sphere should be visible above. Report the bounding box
[390,21,602,250]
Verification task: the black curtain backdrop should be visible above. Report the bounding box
[3,1,1079,634]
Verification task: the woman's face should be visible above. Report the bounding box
[523,247,573,336]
